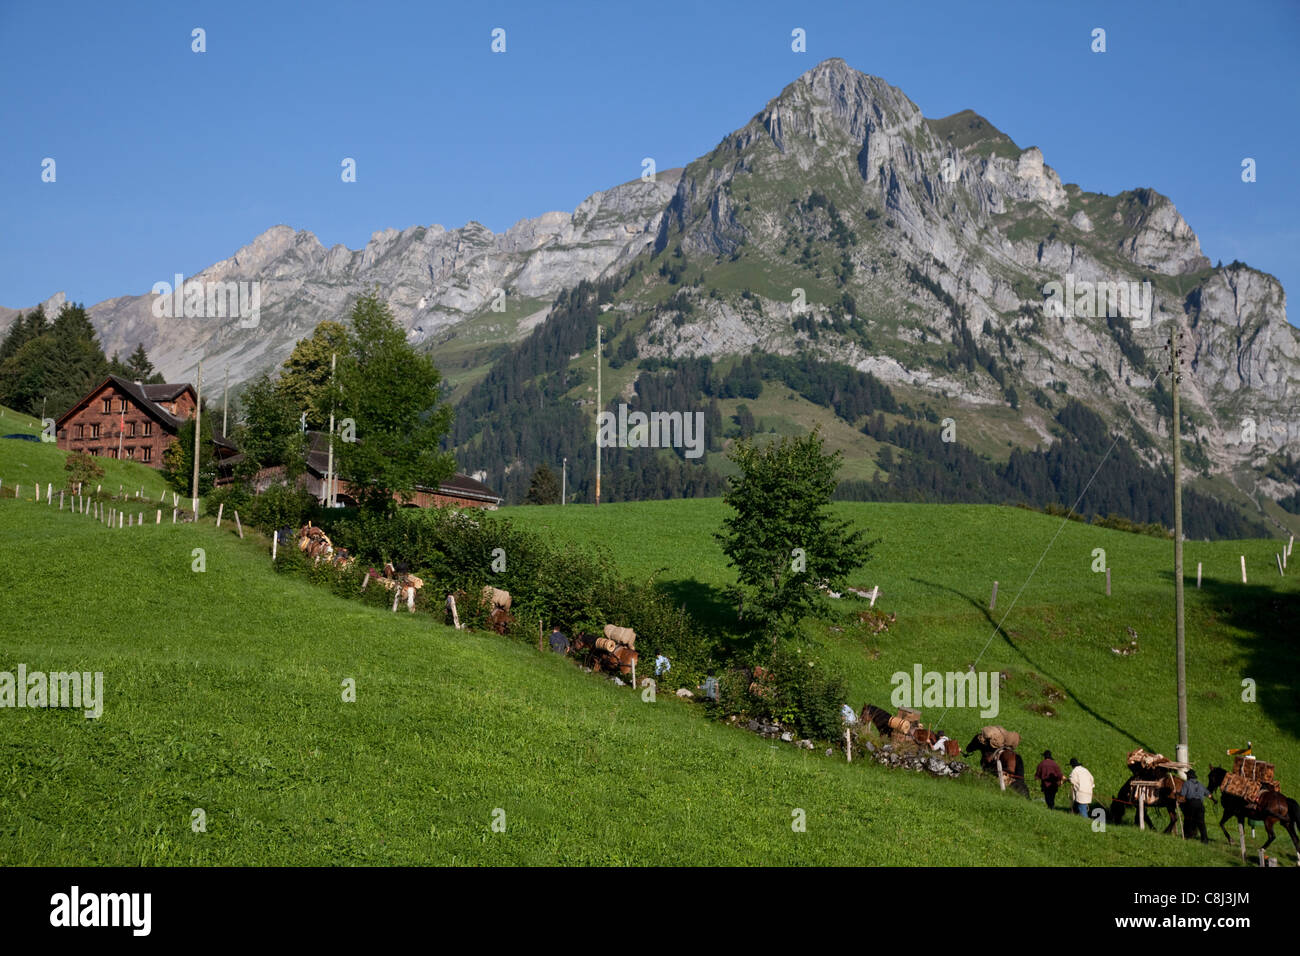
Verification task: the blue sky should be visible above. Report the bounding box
[1,0,1296,323]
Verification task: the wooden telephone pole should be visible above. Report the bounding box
[191,361,203,511]
[1165,325,1189,768]
[324,352,336,508]
[594,323,601,507]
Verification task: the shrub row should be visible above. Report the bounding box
[270,503,853,741]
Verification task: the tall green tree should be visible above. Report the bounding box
[44,303,110,417]
[123,343,164,383]
[524,463,561,504]
[329,293,455,513]
[715,428,875,639]
[0,306,49,363]
[161,406,219,496]
[234,372,306,483]
[277,320,350,428]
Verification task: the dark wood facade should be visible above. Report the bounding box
[55,375,196,467]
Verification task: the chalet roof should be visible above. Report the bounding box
[298,429,501,503]
[140,383,191,403]
[55,374,194,432]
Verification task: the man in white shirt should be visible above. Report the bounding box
[1068,758,1095,817]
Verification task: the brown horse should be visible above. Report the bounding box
[1207,766,1300,859]
[859,703,893,738]
[963,734,1030,797]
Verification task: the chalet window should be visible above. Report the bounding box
[141,446,152,463]
[75,424,84,439]
[102,397,112,413]
[125,447,135,459]
[91,423,101,439]
[89,447,99,456]
[58,429,66,440]
[119,398,128,414]
[128,421,137,437]
[143,421,153,437]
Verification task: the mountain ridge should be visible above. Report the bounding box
[3,58,1296,516]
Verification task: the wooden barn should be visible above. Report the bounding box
[55,375,197,467]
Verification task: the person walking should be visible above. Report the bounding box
[654,653,671,678]
[548,627,570,655]
[1180,769,1210,843]
[1068,758,1094,818]
[1035,750,1064,810]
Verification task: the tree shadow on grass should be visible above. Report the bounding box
[907,576,1155,752]
[1157,571,1300,741]
[656,577,766,658]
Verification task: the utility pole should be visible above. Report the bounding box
[562,457,567,506]
[222,366,229,438]
[324,352,336,508]
[191,360,203,508]
[1165,324,1189,768]
[594,323,601,507]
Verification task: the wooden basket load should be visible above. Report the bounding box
[1223,756,1278,804]
[888,708,921,734]
[979,725,1020,751]
[1231,755,1275,782]
[603,624,636,649]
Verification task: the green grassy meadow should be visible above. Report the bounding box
[1,432,1297,866]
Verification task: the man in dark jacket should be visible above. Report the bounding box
[1034,750,1064,810]
[548,627,570,655]
[1181,770,1210,843]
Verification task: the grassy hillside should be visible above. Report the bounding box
[2,428,1295,864]
[505,500,1300,809]
[0,404,175,504]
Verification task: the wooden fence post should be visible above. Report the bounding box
[1138,797,1145,831]
[989,581,999,611]
[1241,555,1247,584]
[59,491,64,510]
[156,510,161,524]
[1239,822,1247,861]
[845,727,852,763]
[1197,562,1202,588]
[216,502,224,527]
[996,754,1006,791]
[869,585,879,607]
[234,511,243,539]
[172,509,177,524]
[272,533,278,561]
[1105,567,1111,596]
